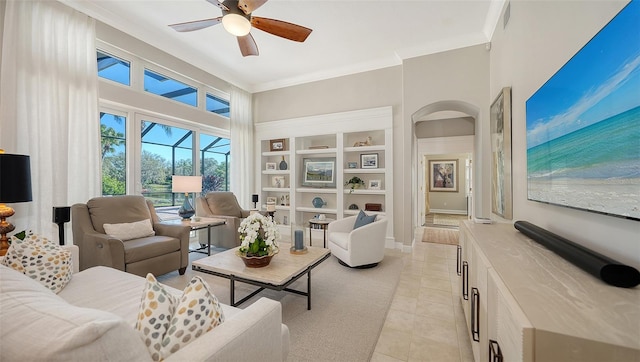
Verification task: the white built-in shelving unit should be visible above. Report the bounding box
[254,107,394,246]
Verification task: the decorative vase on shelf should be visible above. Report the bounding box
[312,197,326,208]
[279,156,288,170]
[237,213,280,268]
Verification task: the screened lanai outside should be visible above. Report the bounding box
[140,120,230,220]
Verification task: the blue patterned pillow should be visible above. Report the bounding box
[353,210,376,229]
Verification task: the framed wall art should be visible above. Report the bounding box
[301,158,336,187]
[429,160,458,192]
[491,87,513,219]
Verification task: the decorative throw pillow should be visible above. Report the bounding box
[136,274,225,361]
[353,210,377,229]
[0,232,72,293]
[135,274,177,361]
[103,219,155,241]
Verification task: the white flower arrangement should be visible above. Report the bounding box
[238,213,280,257]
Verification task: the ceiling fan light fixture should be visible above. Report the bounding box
[222,14,251,36]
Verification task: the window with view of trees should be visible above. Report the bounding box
[201,134,230,193]
[97,48,231,213]
[100,112,127,196]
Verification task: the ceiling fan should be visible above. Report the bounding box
[169,0,312,57]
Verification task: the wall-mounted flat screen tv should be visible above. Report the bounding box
[525,0,639,221]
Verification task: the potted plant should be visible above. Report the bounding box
[345,176,365,193]
[237,213,280,267]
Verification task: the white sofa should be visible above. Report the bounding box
[0,245,290,361]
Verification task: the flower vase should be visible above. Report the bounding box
[279,156,288,170]
[236,249,278,268]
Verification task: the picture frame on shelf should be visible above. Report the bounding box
[347,161,358,169]
[272,176,286,188]
[266,196,277,204]
[302,157,336,187]
[429,160,458,192]
[269,139,286,152]
[368,180,381,190]
[361,153,379,169]
[265,162,277,170]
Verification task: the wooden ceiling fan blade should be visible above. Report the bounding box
[169,17,222,32]
[238,0,268,14]
[237,33,259,57]
[251,17,312,42]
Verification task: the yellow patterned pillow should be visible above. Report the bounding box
[0,232,72,293]
[135,274,225,361]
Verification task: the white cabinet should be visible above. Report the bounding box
[255,107,394,246]
[458,221,640,362]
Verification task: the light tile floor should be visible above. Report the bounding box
[372,229,473,362]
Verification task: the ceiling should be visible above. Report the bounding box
[62,0,505,93]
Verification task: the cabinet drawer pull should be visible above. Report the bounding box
[462,261,469,300]
[471,287,480,342]
[489,339,503,362]
[456,245,462,276]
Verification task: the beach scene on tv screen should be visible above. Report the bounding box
[525,1,639,220]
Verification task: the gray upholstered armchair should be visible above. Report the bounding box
[71,195,191,277]
[196,192,254,249]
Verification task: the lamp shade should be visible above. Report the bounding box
[0,154,32,203]
[171,176,202,193]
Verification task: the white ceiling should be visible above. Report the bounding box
[62,0,504,93]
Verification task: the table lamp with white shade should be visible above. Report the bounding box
[172,175,202,220]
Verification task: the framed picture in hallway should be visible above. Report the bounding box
[429,160,458,192]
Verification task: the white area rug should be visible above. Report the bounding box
[157,249,403,361]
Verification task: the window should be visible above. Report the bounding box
[97,51,130,86]
[141,121,194,206]
[200,134,230,192]
[206,93,230,117]
[100,112,127,196]
[144,69,197,107]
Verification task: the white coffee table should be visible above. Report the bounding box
[192,242,330,310]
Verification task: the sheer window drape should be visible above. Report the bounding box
[0,1,100,241]
[229,86,254,208]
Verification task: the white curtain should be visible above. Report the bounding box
[229,86,254,209]
[0,1,100,242]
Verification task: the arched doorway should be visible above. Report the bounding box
[411,100,481,235]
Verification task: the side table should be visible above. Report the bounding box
[308,218,334,248]
[159,217,226,256]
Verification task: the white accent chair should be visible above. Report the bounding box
[327,215,388,268]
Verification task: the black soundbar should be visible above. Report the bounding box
[514,221,640,288]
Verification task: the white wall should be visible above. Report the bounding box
[490,0,640,268]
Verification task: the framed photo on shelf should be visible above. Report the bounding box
[429,160,458,192]
[266,196,277,204]
[301,157,336,187]
[361,153,378,169]
[347,161,358,169]
[265,162,277,170]
[269,139,286,152]
[368,180,381,190]
[271,176,286,188]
